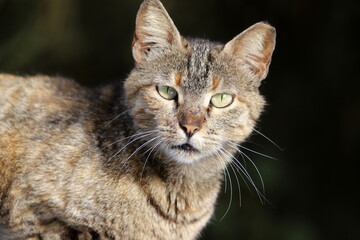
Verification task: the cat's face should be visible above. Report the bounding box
[125,0,275,164]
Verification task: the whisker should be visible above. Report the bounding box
[219,148,242,208]
[214,150,233,221]
[229,142,278,161]
[213,151,228,193]
[252,128,284,150]
[221,148,255,186]
[230,160,252,195]
[140,139,161,158]
[220,147,265,204]
[228,162,242,207]
[237,147,250,171]
[104,130,158,149]
[103,132,157,167]
[140,139,162,178]
[237,150,265,198]
[232,153,273,206]
[226,144,266,195]
[116,136,160,177]
[124,136,160,163]
[105,110,130,127]
[151,139,171,163]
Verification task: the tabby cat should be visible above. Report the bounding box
[0,0,276,239]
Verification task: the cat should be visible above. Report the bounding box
[0,0,276,239]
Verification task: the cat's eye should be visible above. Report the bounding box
[210,93,234,108]
[157,86,178,100]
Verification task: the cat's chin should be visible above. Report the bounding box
[165,144,208,164]
[167,151,203,164]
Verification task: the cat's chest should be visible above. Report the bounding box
[52,173,216,240]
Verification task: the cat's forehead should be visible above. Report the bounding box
[178,39,218,93]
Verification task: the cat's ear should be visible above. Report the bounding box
[132,0,184,64]
[222,22,276,85]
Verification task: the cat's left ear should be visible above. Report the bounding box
[132,0,184,64]
[222,22,276,85]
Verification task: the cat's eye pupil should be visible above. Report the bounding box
[210,93,233,108]
[157,85,177,100]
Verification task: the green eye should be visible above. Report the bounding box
[157,86,178,100]
[210,93,234,108]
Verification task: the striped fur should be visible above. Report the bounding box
[0,0,275,239]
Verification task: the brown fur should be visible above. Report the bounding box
[211,77,220,91]
[0,0,275,239]
[175,73,182,86]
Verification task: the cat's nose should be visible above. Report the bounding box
[179,122,201,138]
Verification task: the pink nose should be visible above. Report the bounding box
[179,122,201,138]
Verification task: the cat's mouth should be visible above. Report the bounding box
[171,143,199,153]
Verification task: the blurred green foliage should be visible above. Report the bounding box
[1,0,359,239]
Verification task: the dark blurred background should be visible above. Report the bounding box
[1,0,359,239]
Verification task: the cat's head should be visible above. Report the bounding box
[125,0,276,164]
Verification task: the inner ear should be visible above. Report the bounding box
[222,22,276,83]
[132,0,184,64]
[132,34,154,63]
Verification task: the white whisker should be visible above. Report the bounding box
[103,132,157,167]
[214,150,233,221]
[220,147,265,204]
[140,139,163,178]
[252,128,284,150]
[105,110,130,127]
[116,136,160,176]
[226,144,266,195]
[124,136,160,163]
[233,143,278,161]
[213,151,228,193]
[233,151,252,192]
[219,148,242,208]
[104,130,158,149]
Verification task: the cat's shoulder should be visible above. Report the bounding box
[0,73,88,103]
[0,74,91,120]
[0,73,83,96]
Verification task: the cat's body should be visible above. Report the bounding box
[0,74,221,239]
[0,0,275,239]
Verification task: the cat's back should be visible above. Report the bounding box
[0,74,89,120]
[0,74,91,140]
[0,74,93,197]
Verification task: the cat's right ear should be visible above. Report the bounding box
[132,0,184,64]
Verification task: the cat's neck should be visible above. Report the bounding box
[159,155,223,184]
[136,155,224,224]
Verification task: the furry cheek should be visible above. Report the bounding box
[131,87,177,130]
[209,103,253,142]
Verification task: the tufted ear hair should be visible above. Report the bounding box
[222,22,276,85]
[132,0,184,64]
